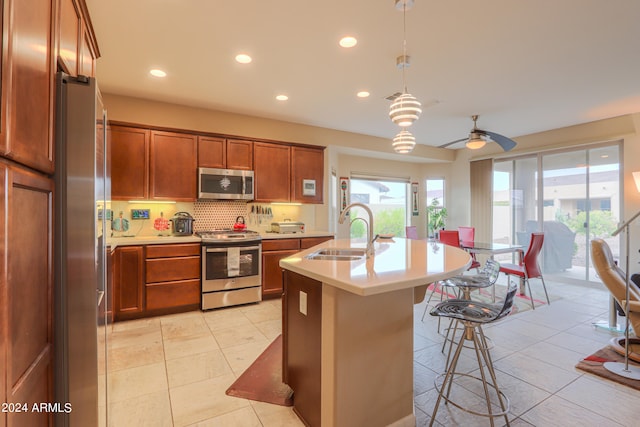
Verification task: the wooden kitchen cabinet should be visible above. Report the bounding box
[1,162,54,426]
[197,137,253,170]
[0,0,56,174]
[58,0,81,76]
[283,270,322,427]
[262,239,300,297]
[254,142,291,202]
[113,246,145,320]
[145,243,200,313]
[291,146,324,204]
[261,236,333,298]
[149,130,197,201]
[110,125,150,200]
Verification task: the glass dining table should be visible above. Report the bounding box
[459,241,526,295]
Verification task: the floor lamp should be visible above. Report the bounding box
[604,171,640,380]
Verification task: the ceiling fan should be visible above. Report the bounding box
[438,115,517,151]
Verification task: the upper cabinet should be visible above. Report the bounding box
[111,126,197,202]
[149,131,197,201]
[197,137,253,170]
[291,146,324,204]
[58,0,98,77]
[253,142,291,202]
[110,125,150,200]
[0,0,56,174]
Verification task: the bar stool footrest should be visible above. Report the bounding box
[433,372,511,419]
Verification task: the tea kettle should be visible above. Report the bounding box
[170,212,195,236]
[233,215,246,231]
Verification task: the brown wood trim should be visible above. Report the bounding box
[77,0,100,58]
[108,120,327,151]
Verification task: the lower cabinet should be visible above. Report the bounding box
[1,162,54,426]
[112,243,201,321]
[113,246,145,321]
[145,243,200,313]
[261,236,333,298]
[283,270,322,427]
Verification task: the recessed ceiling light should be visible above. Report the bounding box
[149,69,167,78]
[235,54,252,64]
[339,36,358,48]
[276,95,288,101]
[357,91,370,98]
[601,154,609,158]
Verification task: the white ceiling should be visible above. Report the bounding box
[85,0,640,150]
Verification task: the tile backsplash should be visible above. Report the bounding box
[110,200,317,236]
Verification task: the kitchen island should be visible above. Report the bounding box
[279,237,471,427]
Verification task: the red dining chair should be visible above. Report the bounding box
[405,225,419,239]
[438,230,460,247]
[499,232,549,310]
[458,226,481,272]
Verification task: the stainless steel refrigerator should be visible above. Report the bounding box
[54,72,108,426]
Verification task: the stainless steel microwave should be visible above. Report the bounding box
[198,168,254,200]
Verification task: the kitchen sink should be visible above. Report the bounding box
[305,248,366,261]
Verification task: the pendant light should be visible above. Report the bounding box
[389,0,422,129]
[390,0,421,154]
[392,129,416,154]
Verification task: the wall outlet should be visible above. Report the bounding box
[299,291,307,316]
[131,209,150,220]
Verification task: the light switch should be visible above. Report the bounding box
[299,291,307,316]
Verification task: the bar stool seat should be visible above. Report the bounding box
[428,278,517,427]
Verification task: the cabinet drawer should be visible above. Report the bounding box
[146,243,201,258]
[146,256,200,283]
[146,279,200,310]
[300,236,334,249]
[262,238,300,251]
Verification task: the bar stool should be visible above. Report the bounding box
[440,259,501,361]
[428,278,517,427]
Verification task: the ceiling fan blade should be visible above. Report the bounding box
[438,137,467,149]
[477,129,517,151]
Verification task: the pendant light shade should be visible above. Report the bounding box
[389,93,422,127]
[392,129,416,154]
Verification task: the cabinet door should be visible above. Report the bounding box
[150,131,197,201]
[198,136,226,168]
[113,246,145,319]
[2,164,54,426]
[254,142,290,202]
[110,125,149,200]
[79,26,96,77]
[262,249,299,297]
[291,146,324,204]
[58,0,81,76]
[1,0,55,174]
[226,139,253,170]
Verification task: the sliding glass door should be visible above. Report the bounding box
[493,143,620,282]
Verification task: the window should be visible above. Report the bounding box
[349,176,409,237]
[426,178,445,237]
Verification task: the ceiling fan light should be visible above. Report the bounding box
[466,134,486,150]
[392,129,416,154]
[389,93,422,127]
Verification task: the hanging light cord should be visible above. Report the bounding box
[402,3,408,92]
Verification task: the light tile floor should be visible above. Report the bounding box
[105,277,640,426]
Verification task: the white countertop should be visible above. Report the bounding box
[259,230,334,239]
[279,237,471,296]
[108,235,201,248]
[107,231,333,248]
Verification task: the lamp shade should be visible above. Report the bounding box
[389,93,422,127]
[392,129,416,154]
[465,132,486,149]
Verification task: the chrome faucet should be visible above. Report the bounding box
[338,202,377,257]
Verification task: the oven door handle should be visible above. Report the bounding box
[205,245,261,253]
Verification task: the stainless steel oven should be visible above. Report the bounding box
[198,230,262,310]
